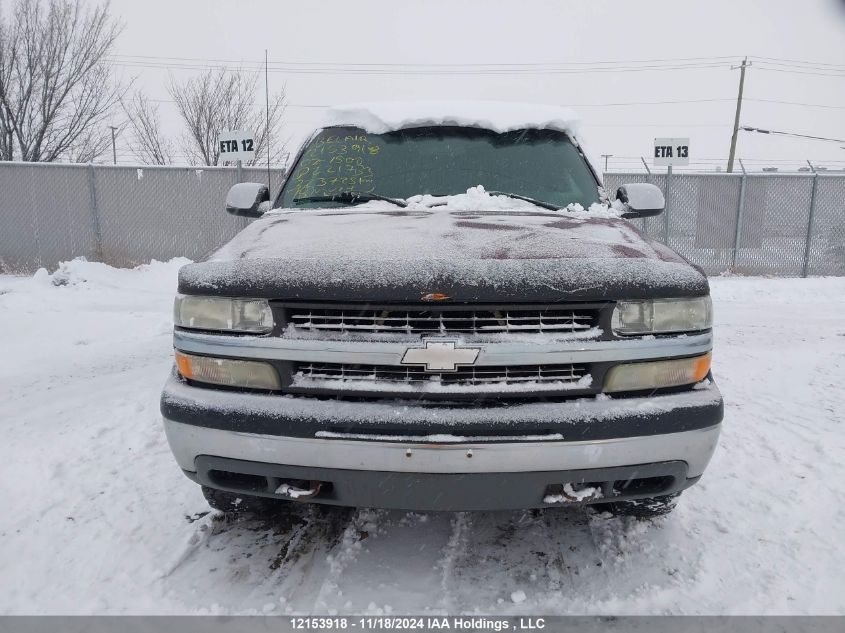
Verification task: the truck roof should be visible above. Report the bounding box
[320,100,582,136]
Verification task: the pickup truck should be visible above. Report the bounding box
[161,102,722,518]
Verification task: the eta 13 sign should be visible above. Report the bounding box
[654,137,690,167]
[218,130,256,163]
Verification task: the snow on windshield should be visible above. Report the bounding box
[402,185,624,218]
[272,185,624,218]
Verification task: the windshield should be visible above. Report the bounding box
[277,126,599,210]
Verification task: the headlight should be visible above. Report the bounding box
[611,296,712,335]
[604,353,711,393]
[174,295,273,333]
[175,351,281,390]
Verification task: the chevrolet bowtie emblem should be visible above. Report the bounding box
[401,340,481,372]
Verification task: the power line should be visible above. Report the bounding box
[107,59,845,79]
[749,55,845,69]
[108,53,743,67]
[589,123,731,128]
[111,63,737,76]
[557,98,736,107]
[612,155,845,162]
[104,53,845,74]
[137,95,845,111]
[752,60,845,73]
[142,96,741,108]
[104,52,845,78]
[740,126,845,145]
[105,57,738,76]
[752,65,845,78]
[746,98,845,110]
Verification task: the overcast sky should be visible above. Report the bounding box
[107,0,845,170]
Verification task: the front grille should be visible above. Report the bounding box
[292,362,590,394]
[288,307,598,335]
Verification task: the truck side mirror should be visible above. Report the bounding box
[616,183,664,219]
[226,183,270,218]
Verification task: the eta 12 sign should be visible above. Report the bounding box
[654,137,690,167]
[218,130,256,163]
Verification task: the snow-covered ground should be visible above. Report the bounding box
[0,259,843,615]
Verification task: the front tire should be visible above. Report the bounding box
[592,492,681,518]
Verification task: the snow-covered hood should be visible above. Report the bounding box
[179,205,708,302]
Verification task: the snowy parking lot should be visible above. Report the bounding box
[1,259,843,615]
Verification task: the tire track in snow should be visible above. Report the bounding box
[156,504,354,613]
[535,509,579,595]
[160,514,216,579]
[580,508,702,613]
[311,509,385,613]
[263,506,355,612]
[431,510,577,611]
[436,512,472,612]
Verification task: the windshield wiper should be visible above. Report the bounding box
[293,192,407,208]
[426,191,562,211]
[485,191,562,211]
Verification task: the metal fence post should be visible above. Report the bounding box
[86,164,104,262]
[731,159,747,271]
[639,157,654,236]
[663,165,672,245]
[801,162,820,278]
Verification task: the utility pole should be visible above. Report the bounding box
[727,57,750,173]
[265,49,271,192]
[601,154,613,172]
[108,126,119,165]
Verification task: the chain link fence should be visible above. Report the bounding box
[0,163,285,273]
[604,172,845,276]
[1,163,843,276]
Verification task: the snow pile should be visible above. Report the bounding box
[322,101,582,137]
[0,257,187,389]
[510,590,527,604]
[275,483,315,499]
[32,257,190,289]
[543,483,603,504]
[404,185,623,218]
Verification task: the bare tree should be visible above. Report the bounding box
[121,93,171,165]
[65,124,113,162]
[168,68,285,166]
[0,0,124,162]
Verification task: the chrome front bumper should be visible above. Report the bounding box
[164,418,721,478]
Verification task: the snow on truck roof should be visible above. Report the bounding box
[321,101,582,136]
